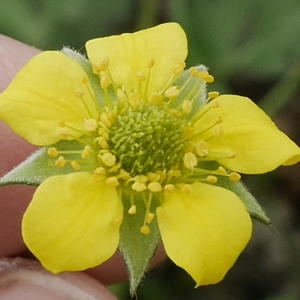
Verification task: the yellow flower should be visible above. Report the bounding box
[0,23,300,287]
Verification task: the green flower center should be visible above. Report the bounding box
[109,102,185,176]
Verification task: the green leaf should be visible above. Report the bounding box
[119,188,161,295]
[0,140,93,187]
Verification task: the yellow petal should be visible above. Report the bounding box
[86,23,187,97]
[194,95,300,173]
[0,51,98,146]
[22,172,123,273]
[157,182,252,286]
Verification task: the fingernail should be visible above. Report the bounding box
[0,257,116,300]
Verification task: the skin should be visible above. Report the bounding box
[0,35,166,299]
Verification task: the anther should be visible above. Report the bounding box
[82,76,88,84]
[75,88,84,98]
[146,213,155,224]
[140,225,150,235]
[208,91,219,99]
[183,152,198,170]
[128,91,140,108]
[137,70,146,81]
[189,66,198,77]
[100,75,111,90]
[182,184,193,194]
[182,100,193,114]
[84,118,98,132]
[148,59,155,68]
[117,88,128,102]
[195,141,209,157]
[206,75,214,83]
[101,152,116,167]
[94,167,106,175]
[55,156,66,168]
[210,100,219,108]
[173,62,186,76]
[207,175,218,183]
[217,166,227,175]
[48,147,58,158]
[98,57,109,72]
[212,125,224,137]
[128,205,137,215]
[230,172,241,182]
[164,86,180,99]
[105,176,119,187]
[100,112,112,128]
[132,182,147,192]
[148,182,162,192]
[71,161,80,171]
[81,145,92,159]
[147,172,160,182]
[164,184,175,193]
[148,92,164,105]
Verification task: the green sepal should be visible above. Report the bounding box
[61,47,106,107]
[172,64,208,120]
[119,189,161,295]
[0,140,91,187]
[199,161,271,225]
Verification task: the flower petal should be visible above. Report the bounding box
[194,95,300,173]
[22,172,123,273]
[0,51,98,146]
[86,23,187,97]
[156,182,252,286]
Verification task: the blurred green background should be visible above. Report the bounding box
[1,0,300,299]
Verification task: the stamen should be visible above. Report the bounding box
[230,172,241,181]
[183,152,198,170]
[148,92,164,105]
[81,145,92,159]
[189,66,198,77]
[48,147,58,158]
[55,156,66,168]
[94,167,106,175]
[100,74,111,90]
[100,152,116,167]
[100,112,112,128]
[117,88,128,102]
[128,205,137,215]
[84,118,98,132]
[146,212,155,224]
[148,182,162,192]
[128,91,140,108]
[132,181,147,192]
[140,225,150,235]
[182,184,193,194]
[182,100,193,114]
[206,175,218,183]
[164,86,180,99]
[195,140,209,157]
[164,184,175,193]
[208,91,219,99]
[137,70,146,81]
[173,62,186,76]
[105,176,119,187]
[70,161,81,171]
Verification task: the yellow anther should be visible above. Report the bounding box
[134,175,148,183]
[84,118,98,132]
[146,213,155,224]
[128,91,140,108]
[164,86,180,99]
[140,225,151,235]
[164,184,175,193]
[210,100,219,108]
[173,62,186,76]
[128,205,137,215]
[119,169,131,180]
[55,156,66,168]
[98,57,109,72]
[117,88,128,102]
[58,120,66,127]
[82,76,88,84]
[198,70,209,80]
[92,65,101,74]
[148,92,164,105]
[75,88,84,98]
[100,75,111,90]
[48,147,58,158]
[71,161,80,171]
[218,166,227,175]
[183,152,198,170]
[206,74,214,83]
[99,140,109,149]
[132,181,147,192]
[230,172,241,182]
[173,169,181,177]
[147,172,160,182]
[101,152,116,167]
[183,126,194,140]
[136,70,146,81]
[101,131,110,141]
[215,116,223,124]
[148,182,162,192]
[182,99,193,114]
[182,184,193,194]
[105,176,119,187]
[169,108,181,118]
[207,175,218,183]
[94,167,106,175]
[213,125,224,137]
[81,145,92,159]
[209,91,220,99]
[148,59,155,68]
[100,112,112,128]
[195,140,209,157]
[189,66,198,77]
